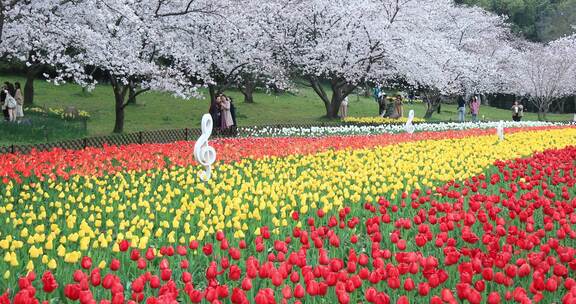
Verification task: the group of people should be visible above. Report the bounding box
[1,81,24,122]
[209,93,236,132]
[457,96,524,122]
[373,87,406,118]
[457,95,481,122]
[511,100,524,121]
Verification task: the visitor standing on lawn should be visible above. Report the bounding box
[511,100,524,121]
[470,96,480,122]
[339,96,349,119]
[219,94,234,131]
[457,96,466,122]
[228,96,237,127]
[394,95,404,118]
[1,83,8,121]
[3,82,17,122]
[14,82,24,121]
[378,92,387,116]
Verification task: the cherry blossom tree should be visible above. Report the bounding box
[390,1,513,119]
[0,0,27,44]
[50,0,221,133]
[168,0,288,106]
[506,34,576,120]
[263,0,398,119]
[0,0,88,105]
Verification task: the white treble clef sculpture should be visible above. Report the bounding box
[194,114,217,182]
[404,110,415,134]
[496,120,504,141]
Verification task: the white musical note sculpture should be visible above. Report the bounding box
[404,110,415,134]
[496,120,504,141]
[194,114,217,181]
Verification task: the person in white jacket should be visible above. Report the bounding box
[339,96,349,119]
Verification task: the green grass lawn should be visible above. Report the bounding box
[1,74,573,145]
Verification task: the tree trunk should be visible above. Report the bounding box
[240,80,255,103]
[208,85,217,106]
[111,77,129,133]
[307,77,331,117]
[537,102,550,121]
[24,68,37,106]
[537,111,545,121]
[328,79,356,119]
[126,82,137,105]
[307,76,356,119]
[328,90,343,119]
[423,91,441,119]
[114,95,125,133]
[424,103,440,119]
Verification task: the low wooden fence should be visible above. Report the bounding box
[0,121,352,155]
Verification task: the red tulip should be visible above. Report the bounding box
[181,271,192,283]
[418,282,430,296]
[110,259,121,271]
[160,269,172,281]
[231,288,248,304]
[241,277,252,291]
[64,284,81,300]
[119,240,130,252]
[282,286,292,299]
[487,292,501,304]
[294,284,305,299]
[41,271,58,293]
[90,268,101,286]
[397,295,409,304]
[546,278,558,291]
[403,278,415,291]
[239,240,247,249]
[430,296,442,304]
[203,243,213,256]
[290,271,300,283]
[81,256,92,270]
[137,258,146,269]
[229,265,241,281]
[150,275,161,288]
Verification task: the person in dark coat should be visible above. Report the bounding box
[378,93,387,116]
[229,96,237,126]
[209,99,221,131]
[457,96,466,122]
[1,84,7,121]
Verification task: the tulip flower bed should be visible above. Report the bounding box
[1,126,576,304]
[2,144,576,303]
[0,125,571,182]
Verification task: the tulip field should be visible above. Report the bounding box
[1,124,576,304]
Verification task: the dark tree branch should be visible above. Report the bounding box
[155,0,217,17]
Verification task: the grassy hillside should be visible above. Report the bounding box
[0,75,573,145]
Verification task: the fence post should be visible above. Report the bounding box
[185,128,188,141]
[83,138,87,149]
[11,144,15,154]
[139,131,143,144]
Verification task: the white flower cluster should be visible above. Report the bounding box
[239,121,573,138]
